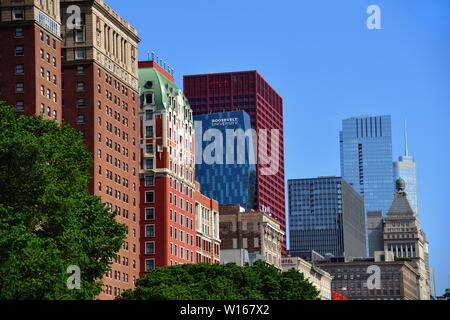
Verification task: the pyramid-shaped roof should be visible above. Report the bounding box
[387,192,415,216]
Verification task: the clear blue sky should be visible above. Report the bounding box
[107,0,450,295]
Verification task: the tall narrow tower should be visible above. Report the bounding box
[393,121,419,216]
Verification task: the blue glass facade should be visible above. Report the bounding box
[194,111,256,210]
[288,177,366,259]
[340,115,394,215]
[394,155,419,216]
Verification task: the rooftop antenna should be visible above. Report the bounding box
[146,51,151,61]
[151,51,155,61]
[404,119,409,157]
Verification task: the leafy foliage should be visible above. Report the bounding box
[0,104,126,299]
[120,261,320,300]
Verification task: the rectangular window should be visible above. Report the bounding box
[232,238,238,249]
[145,242,155,255]
[145,191,154,203]
[146,144,153,154]
[77,114,85,124]
[146,126,153,137]
[145,208,155,220]
[145,158,154,170]
[15,46,24,56]
[145,93,154,105]
[77,98,85,107]
[76,66,84,75]
[145,225,155,237]
[75,48,85,60]
[15,82,24,93]
[145,175,154,187]
[145,259,155,272]
[12,8,24,20]
[15,27,24,37]
[15,101,24,112]
[77,82,85,92]
[145,110,153,120]
[74,29,84,43]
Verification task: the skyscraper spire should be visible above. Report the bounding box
[404,119,409,157]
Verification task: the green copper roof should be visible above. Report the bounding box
[139,66,179,111]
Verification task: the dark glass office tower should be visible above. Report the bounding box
[340,115,394,215]
[288,177,366,259]
[194,110,256,210]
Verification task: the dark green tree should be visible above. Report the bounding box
[0,104,126,300]
[120,261,320,300]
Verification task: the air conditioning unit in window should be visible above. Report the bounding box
[157,145,163,153]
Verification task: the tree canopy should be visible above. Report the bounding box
[120,261,320,300]
[0,104,126,299]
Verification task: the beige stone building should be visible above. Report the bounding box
[383,178,431,300]
[281,257,332,300]
[318,258,420,300]
[219,205,284,269]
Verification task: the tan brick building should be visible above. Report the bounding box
[219,205,284,269]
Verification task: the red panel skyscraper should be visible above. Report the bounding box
[184,71,286,253]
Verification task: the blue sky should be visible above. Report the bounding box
[107,0,450,295]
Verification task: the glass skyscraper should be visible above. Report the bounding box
[393,123,419,216]
[194,110,256,210]
[288,177,366,259]
[340,115,394,215]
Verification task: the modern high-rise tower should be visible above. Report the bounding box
[340,115,394,215]
[288,177,366,259]
[393,122,419,216]
[184,71,286,253]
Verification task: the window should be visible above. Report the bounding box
[232,238,238,249]
[15,64,24,75]
[77,98,85,108]
[76,65,84,75]
[145,158,154,170]
[53,57,57,67]
[15,46,24,56]
[53,75,57,85]
[47,107,51,116]
[53,110,57,119]
[40,67,45,78]
[74,29,84,43]
[40,104,45,114]
[145,126,153,137]
[77,82,85,92]
[145,191,154,203]
[145,259,155,272]
[75,48,85,60]
[146,144,153,154]
[254,237,260,248]
[40,49,44,59]
[15,83,24,93]
[145,175,154,187]
[145,109,153,120]
[145,225,155,237]
[15,27,24,37]
[12,8,24,20]
[145,208,155,220]
[15,101,24,112]
[145,93,154,105]
[145,242,155,255]
[46,53,50,63]
[77,114,85,124]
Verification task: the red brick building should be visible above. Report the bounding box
[184,71,286,253]
[60,0,141,299]
[139,60,197,272]
[0,0,62,121]
[194,182,220,264]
